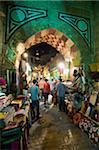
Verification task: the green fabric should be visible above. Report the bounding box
[0,126,24,144]
[1,135,22,144]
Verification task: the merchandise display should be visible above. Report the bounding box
[65,90,99,145]
[64,68,99,146]
[0,92,31,150]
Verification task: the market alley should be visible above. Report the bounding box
[28,103,97,150]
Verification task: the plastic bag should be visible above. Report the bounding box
[48,94,53,104]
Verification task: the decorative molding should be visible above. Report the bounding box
[6,5,47,41]
[58,12,91,47]
[6,46,16,63]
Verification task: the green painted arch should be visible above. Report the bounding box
[9,17,92,66]
[7,1,94,66]
[53,22,91,65]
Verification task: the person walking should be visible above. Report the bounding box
[56,78,66,112]
[43,79,50,107]
[38,78,44,100]
[30,79,40,120]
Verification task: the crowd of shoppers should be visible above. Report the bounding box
[20,77,68,121]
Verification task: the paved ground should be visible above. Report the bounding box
[28,103,98,150]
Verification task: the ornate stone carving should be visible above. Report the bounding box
[6,5,47,41]
[59,12,91,47]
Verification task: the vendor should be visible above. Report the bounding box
[72,69,80,92]
[72,68,86,94]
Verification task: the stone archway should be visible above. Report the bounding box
[24,28,77,59]
[15,28,79,73]
[15,28,80,90]
[6,2,94,69]
[25,28,80,80]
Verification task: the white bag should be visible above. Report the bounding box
[48,94,53,104]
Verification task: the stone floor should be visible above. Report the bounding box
[28,103,98,150]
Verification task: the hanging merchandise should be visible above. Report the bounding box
[89,91,98,106]
[85,106,91,116]
[65,65,99,147]
[0,77,6,86]
[72,93,84,111]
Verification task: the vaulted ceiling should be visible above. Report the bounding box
[27,42,59,66]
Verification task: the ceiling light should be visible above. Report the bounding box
[36,52,39,56]
[58,62,65,69]
[23,52,28,58]
[36,50,39,56]
[35,57,40,60]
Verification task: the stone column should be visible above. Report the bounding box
[15,43,25,94]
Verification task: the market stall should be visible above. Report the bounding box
[64,68,99,147]
[0,94,31,150]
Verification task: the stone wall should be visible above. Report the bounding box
[0,17,3,54]
[6,1,94,66]
[0,2,14,77]
[0,2,5,54]
[0,2,6,76]
[1,1,98,73]
[93,2,99,63]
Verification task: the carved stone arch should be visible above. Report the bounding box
[15,28,77,78]
[6,4,93,66]
[15,28,80,92]
[24,28,76,60]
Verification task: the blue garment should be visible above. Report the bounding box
[56,82,66,97]
[31,100,39,119]
[58,96,65,111]
[30,85,39,101]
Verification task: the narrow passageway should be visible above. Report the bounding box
[28,103,96,150]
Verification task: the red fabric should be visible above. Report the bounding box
[0,77,6,85]
[44,82,50,93]
[11,141,19,150]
